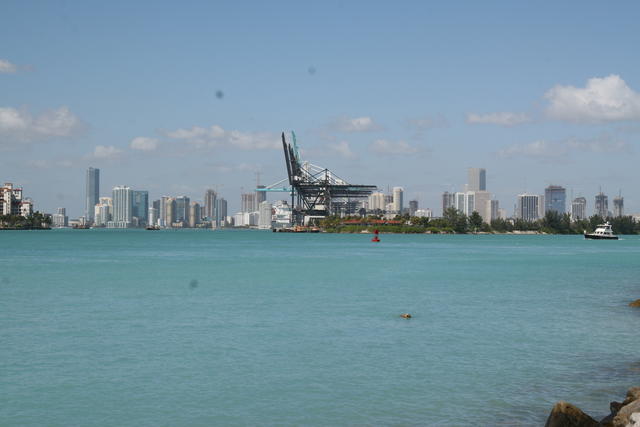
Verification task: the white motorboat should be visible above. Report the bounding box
[584,222,618,240]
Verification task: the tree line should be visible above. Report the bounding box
[0,212,52,229]
[320,208,640,234]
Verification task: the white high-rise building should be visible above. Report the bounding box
[108,186,132,228]
[392,187,404,214]
[454,191,476,216]
[473,191,491,221]
[571,197,587,220]
[148,207,158,227]
[468,168,486,191]
[258,201,273,229]
[94,197,112,226]
[516,194,542,222]
[368,192,386,212]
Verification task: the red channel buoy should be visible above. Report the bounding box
[371,229,380,242]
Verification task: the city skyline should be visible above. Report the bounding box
[1,2,639,216]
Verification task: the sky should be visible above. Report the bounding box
[1,0,640,217]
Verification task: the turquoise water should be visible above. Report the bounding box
[1,230,639,426]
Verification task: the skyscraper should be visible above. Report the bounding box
[468,168,486,191]
[215,198,227,227]
[571,197,587,220]
[204,189,217,219]
[544,185,566,214]
[516,194,541,222]
[256,185,266,205]
[409,200,418,216]
[368,192,385,212]
[85,167,100,223]
[392,187,404,214]
[132,190,149,226]
[188,202,201,228]
[241,193,257,213]
[613,195,624,217]
[110,186,132,227]
[175,196,190,223]
[442,191,455,215]
[595,192,608,217]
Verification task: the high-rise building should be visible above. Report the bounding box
[468,168,486,191]
[442,191,455,216]
[132,190,149,226]
[1,182,24,216]
[258,201,273,229]
[595,192,608,217]
[52,207,68,227]
[490,200,500,221]
[392,187,404,214]
[94,197,112,226]
[164,197,176,227]
[188,202,201,228]
[409,200,418,216]
[148,207,158,227]
[454,192,475,216]
[109,186,132,228]
[516,194,542,222]
[85,167,100,223]
[613,195,624,217]
[544,185,566,214]
[204,189,217,219]
[256,185,266,205]
[215,198,227,227]
[571,197,587,220]
[368,192,386,212]
[473,191,491,221]
[175,196,190,223]
[241,193,257,213]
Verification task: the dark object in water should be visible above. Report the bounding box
[400,313,411,319]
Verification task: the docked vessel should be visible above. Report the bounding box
[584,222,618,240]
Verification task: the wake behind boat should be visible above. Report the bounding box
[584,222,618,240]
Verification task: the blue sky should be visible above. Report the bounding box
[2,1,639,217]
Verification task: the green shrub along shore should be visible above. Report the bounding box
[0,213,51,230]
[320,208,640,235]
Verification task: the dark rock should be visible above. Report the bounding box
[544,401,599,427]
[629,299,640,307]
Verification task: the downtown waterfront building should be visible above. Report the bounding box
[132,190,149,226]
[571,197,587,221]
[516,194,542,222]
[467,168,486,191]
[544,185,566,214]
[613,195,624,217]
[85,167,100,223]
[595,192,608,217]
[108,186,132,228]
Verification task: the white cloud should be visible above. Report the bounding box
[92,145,122,159]
[466,112,531,126]
[370,139,418,155]
[329,116,382,132]
[545,75,640,123]
[328,140,355,159]
[0,106,83,144]
[130,136,158,151]
[407,115,448,130]
[0,59,17,74]
[498,135,629,160]
[163,125,279,150]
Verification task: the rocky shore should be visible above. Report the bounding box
[545,387,639,426]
